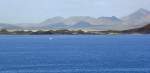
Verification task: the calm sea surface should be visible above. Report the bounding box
[0,35,150,73]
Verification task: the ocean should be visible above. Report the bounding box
[0,35,150,73]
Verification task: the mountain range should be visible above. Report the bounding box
[0,8,150,31]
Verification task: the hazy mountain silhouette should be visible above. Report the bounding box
[0,23,21,29]
[122,8,150,29]
[0,8,150,31]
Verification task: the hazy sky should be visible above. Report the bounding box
[0,0,150,23]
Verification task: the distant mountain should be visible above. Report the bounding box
[97,16,122,25]
[63,16,92,25]
[41,17,64,26]
[41,16,121,25]
[43,23,68,29]
[122,8,150,29]
[0,23,21,29]
[39,9,150,31]
[123,24,150,33]
[0,8,150,31]
[70,21,93,29]
[39,16,121,30]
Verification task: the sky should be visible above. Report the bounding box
[0,0,150,23]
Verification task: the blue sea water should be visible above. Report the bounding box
[0,35,150,73]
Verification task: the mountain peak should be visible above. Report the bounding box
[41,16,64,25]
[67,16,93,20]
[135,8,150,15]
[98,16,121,22]
[123,8,150,20]
[51,16,64,19]
[138,8,149,12]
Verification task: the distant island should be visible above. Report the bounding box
[122,23,150,34]
[0,8,150,35]
[0,23,150,35]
